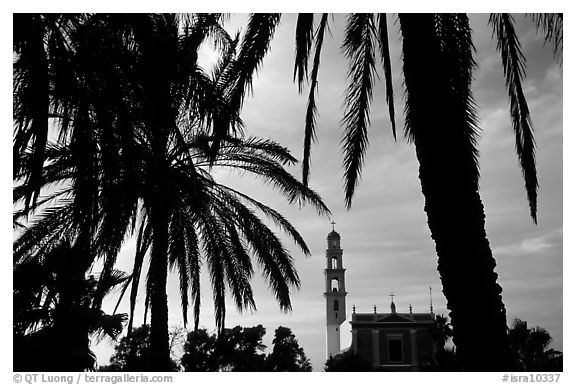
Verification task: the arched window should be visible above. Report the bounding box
[333,299,339,311]
[331,278,339,292]
[332,257,338,269]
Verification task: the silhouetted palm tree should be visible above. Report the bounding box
[431,314,453,350]
[236,13,561,370]
[509,318,560,371]
[13,241,128,371]
[14,13,329,371]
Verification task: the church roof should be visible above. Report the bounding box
[351,311,435,325]
[376,313,415,323]
[327,230,341,240]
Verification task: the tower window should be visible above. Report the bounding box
[332,257,338,269]
[331,278,339,291]
[333,299,339,311]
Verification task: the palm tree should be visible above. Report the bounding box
[509,318,560,371]
[236,13,562,370]
[431,314,453,351]
[13,241,128,371]
[14,13,329,371]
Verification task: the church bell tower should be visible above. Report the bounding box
[325,223,347,358]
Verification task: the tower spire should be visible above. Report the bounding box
[325,226,346,359]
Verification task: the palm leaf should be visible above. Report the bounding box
[227,13,281,111]
[341,14,378,208]
[490,13,538,223]
[302,13,329,186]
[214,182,312,255]
[293,13,315,93]
[168,206,192,327]
[198,210,227,333]
[13,14,49,208]
[529,13,563,63]
[376,13,396,139]
[127,217,151,336]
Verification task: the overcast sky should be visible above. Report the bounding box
[88,14,563,371]
[72,13,563,371]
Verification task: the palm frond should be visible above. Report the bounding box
[127,218,152,336]
[168,207,191,327]
[293,13,315,93]
[13,186,73,226]
[376,13,396,139]
[91,312,128,342]
[227,13,281,111]
[194,135,298,166]
[221,223,256,312]
[197,211,227,333]
[214,183,312,255]
[529,13,563,64]
[341,14,378,209]
[13,200,76,265]
[92,269,131,310]
[189,136,330,217]
[490,13,538,223]
[215,193,300,311]
[112,275,133,315]
[181,214,202,331]
[13,14,50,208]
[211,32,240,88]
[302,13,329,186]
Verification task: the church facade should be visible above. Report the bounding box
[324,226,436,371]
[350,305,436,371]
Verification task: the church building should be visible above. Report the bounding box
[324,225,436,371]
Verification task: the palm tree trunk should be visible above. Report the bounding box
[422,174,513,370]
[148,191,172,371]
[399,14,515,371]
[135,15,175,371]
[53,245,94,371]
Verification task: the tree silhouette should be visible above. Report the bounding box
[13,241,128,371]
[324,349,372,372]
[181,325,267,371]
[106,325,179,372]
[13,13,330,370]
[431,314,454,352]
[180,328,218,371]
[180,325,312,371]
[428,314,458,371]
[237,12,561,370]
[509,318,562,371]
[264,326,312,372]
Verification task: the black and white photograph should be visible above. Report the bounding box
[10,7,565,379]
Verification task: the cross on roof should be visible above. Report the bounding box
[331,221,336,231]
[389,292,396,302]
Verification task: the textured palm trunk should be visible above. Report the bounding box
[399,14,515,370]
[420,168,514,370]
[148,188,172,371]
[137,16,175,371]
[53,246,94,371]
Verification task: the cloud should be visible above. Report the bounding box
[494,234,556,257]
